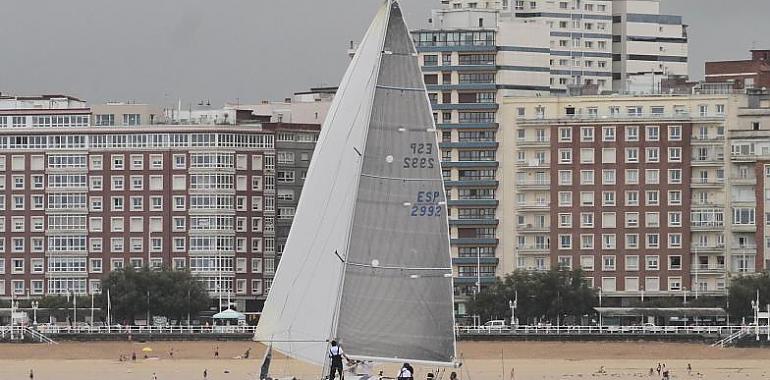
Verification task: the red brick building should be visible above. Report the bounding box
[705,49,770,90]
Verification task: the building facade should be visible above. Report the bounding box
[0,96,276,313]
[269,123,321,267]
[706,49,770,91]
[501,93,770,303]
[428,0,688,94]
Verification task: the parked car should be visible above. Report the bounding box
[479,320,510,331]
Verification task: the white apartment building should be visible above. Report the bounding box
[437,0,688,94]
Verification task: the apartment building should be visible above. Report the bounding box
[504,94,732,301]
[0,95,276,313]
[434,0,688,94]
[270,123,320,263]
[725,90,770,277]
[706,49,770,91]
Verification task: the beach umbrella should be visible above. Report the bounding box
[142,347,153,353]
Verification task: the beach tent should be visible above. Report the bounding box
[213,308,246,320]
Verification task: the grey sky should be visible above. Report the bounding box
[0,0,768,106]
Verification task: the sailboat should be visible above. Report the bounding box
[255,0,457,376]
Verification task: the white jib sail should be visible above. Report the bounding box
[254,2,390,367]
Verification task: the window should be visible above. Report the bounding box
[580,191,594,206]
[646,255,659,270]
[669,256,682,270]
[580,170,594,185]
[602,255,616,271]
[625,233,639,249]
[602,191,616,206]
[559,127,572,142]
[580,148,594,164]
[646,147,659,163]
[559,149,572,164]
[580,127,594,142]
[668,125,682,141]
[646,126,660,141]
[601,148,616,164]
[646,233,660,249]
[558,191,572,207]
[111,155,124,170]
[646,190,659,206]
[625,148,639,163]
[558,170,572,186]
[645,277,660,292]
[733,208,756,225]
[580,212,594,228]
[602,127,616,142]
[645,169,659,185]
[625,169,639,184]
[668,233,682,248]
[668,211,682,227]
[558,234,572,249]
[625,191,639,206]
[602,169,616,185]
[625,255,640,271]
[626,126,639,141]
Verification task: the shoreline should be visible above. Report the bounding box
[1,341,770,379]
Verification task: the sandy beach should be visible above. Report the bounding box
[2,341,770,379]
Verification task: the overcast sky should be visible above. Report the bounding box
[0,0,768,106]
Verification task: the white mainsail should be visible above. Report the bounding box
[255,0,456,368]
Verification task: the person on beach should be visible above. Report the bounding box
[152,373,158,380]
[243,347,251,359]
[648,368,654,376]
[687,363,692,375]
[214,346,220,358]
[132,352,137,361]
[204,369,208,379]
[397,363,413,380]
[656,363,661,375]
[29,369,34,380]
[328,340,350,380]
[449,372,458,380]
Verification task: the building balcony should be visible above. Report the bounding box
[690,222,725,231]
[731,224,757,232]
[731,177,757,185]
[447,199,498,207]
[730,153,758,163]
[444,180,498,188]
[731,245,758,254]
[437,122,498,130]
[426,83,497,91]
[516,139,551,147]
[515,160,550,168]
[516,202,550,210]
[44,208,89,214]
[448,218,499,226]
[453,276,497,285]
[690,178,725,188]
[45,251,89,257]
[441,160,499,168]
[516,245,550,254]
[516,112,725,124]
[690,201,723,209]
[450,238,499,246]
[515,180,551,190]
[691,135,725,144]
[517,224,550,233]
[420,64,497,72]
[690,244,725,253]
[691,156,725,166]
[439,141,498,149]
[452,257,499,265]
[691,264,727,274]
[430,103,499,111]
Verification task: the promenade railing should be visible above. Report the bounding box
[456,325,746,337]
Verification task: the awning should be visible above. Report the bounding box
[594,307,728,317]
[213,308,246,320]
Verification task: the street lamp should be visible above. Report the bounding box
[752,289,760,341]
[31,301,39,326]
[509,291,518,326]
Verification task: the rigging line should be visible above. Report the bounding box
[361,173,444,182]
